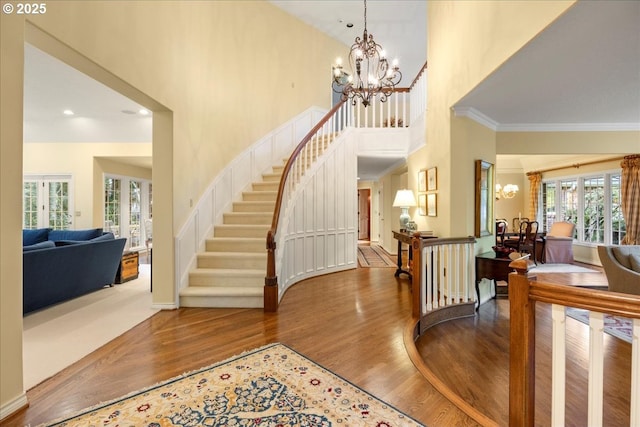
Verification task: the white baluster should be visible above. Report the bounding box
[425,246,432,312]
[588,311,604,427]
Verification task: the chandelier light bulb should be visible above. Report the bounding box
[380,50,386,59]
[336,57,342,66]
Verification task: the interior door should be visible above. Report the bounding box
[358,189,371,240]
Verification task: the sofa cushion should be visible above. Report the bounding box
[48,228,103,242]
[90,232,115,242]
[630,254,640,273]
[612,247,633,269]
[23,228,50,246]
[22,240,56,252]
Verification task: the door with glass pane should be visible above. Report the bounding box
[23,176,73,229]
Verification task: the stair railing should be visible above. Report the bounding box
[508,259,640,426]
[410,234,477,332]
[265,100,350,311]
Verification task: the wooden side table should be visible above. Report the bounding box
[475,251,525,305]
[392,231,413,279]
[115,251,139,284]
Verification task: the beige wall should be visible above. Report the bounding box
[411,0,574,255]
[24,143,152,229]
[497,131,639,154]
[1,1,346,415]
[495,172,526,230]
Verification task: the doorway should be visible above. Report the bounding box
[358,189,371,240]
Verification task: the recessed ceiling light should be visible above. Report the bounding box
[63,109,74,116]
[139,109,150,116]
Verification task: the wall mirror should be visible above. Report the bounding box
[475,159,494,237]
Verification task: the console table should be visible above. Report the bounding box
[392,231,437,280]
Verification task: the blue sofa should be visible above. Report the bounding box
[23,228,127,314]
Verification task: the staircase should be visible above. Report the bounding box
[179,134,334,309]
[179,165,283,308]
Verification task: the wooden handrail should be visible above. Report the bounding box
[508,258,640,426]
[410,60,428,89]
[264,100,347,311]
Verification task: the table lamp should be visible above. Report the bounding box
[393,189,416,230]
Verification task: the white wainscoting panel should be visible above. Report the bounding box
[273,129,358,301]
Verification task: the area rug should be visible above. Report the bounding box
[42,343,424,426]
[566,307,633,344]
[531,263,599,274]
[358,245,396,268]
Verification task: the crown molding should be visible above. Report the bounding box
[452,107,498,131]
[496,122,640,132]
[452,107,640,132]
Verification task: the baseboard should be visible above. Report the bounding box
[0,392,28,421]
[151,302,178,310]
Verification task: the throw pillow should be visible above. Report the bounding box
[48,228,103,241]
[23,228,50,246]
[23,240,55,252]
[630,254,640,273]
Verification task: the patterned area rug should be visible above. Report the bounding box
[566,308,633,343]
[358,245,396,268]
[42,343,424,426]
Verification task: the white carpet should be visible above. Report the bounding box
[530,263,600,274]
[22,264,159,390]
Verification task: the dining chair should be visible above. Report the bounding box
[495,219,508,246]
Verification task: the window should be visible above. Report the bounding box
[583,177,604,243]
[104,175,151,250]
[104,177,121,237]
[23,175,73,230]
[541,171,625,245]
[129,180,142,247]
[611,174,626,244]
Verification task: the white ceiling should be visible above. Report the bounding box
[22,1,639,177]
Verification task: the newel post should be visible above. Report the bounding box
[508,258,536,427]
[264,230,278,312]
[411,234,422,318]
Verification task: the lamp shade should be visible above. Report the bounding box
[393,189,416,208]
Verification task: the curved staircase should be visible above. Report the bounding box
[178,165,284,308]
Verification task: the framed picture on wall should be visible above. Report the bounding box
[427,193,437,217]
[418,194,427,215]
[427,167,437,191]
[418,169,427,192]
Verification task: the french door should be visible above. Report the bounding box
[23,175,74,230]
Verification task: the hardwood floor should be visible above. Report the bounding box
[4,265,632,427]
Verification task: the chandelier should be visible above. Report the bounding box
[495,183,519,200]
[332,0,402,107]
